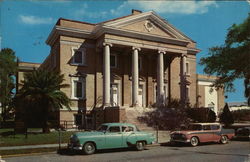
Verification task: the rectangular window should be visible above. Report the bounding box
[74,81,82,98]
[72,48,86,65]
[72,77,86,99]
[186,86,189,100]
[110,54,117,68]
[108,126,120,133]
[139,57,142,70]
[186,62,190,75]
[203,125,211,130]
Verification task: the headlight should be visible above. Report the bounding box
[181,134,186,138]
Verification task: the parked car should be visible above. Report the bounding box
[235,127,250,140]
[68,123,156,154]
[170,123,235,147]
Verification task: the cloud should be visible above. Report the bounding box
[113,0,218,15]
[72,1,218,21]
[73,3,109,19]
[19,15,54,25]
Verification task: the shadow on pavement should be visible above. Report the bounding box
[57,147,150,156]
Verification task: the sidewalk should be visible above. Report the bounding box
[0,131,170,151]
[0,144,67,151]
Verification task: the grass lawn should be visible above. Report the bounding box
[0,147,58,157]
[0,128,77,147]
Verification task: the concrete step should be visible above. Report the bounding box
[125,107,155,131]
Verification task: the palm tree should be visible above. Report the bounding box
[0,48,17,124]
[16,69,71,133]
[244,75,250,105]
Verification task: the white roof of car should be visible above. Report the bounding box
[191,123,220,125]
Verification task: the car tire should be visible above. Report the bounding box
[220,135,228,144]
[83,142,96,155]
[135,141,145,151]
[190,137,199,147]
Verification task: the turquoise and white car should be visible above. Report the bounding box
[68,123,156,155]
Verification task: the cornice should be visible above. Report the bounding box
[46,11,199,54]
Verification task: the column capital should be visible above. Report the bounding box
[158,50,166,54]
[132,46,141,51]
[103,42,113,47]
[181,53,187,57]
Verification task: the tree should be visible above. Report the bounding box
[15,69,71,133]
[138,99,190,130]
[186,108,216,123]
[0,48,17,123]
[219,103,234,127]
[200,13,250,104]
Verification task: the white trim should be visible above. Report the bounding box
[198,81,213,86]
[103,37,188,54]
[110,80,121,106]
[71,76,86,100]
[154,83,168,103]
[60,40,95,48]
[205,86,218,115]
[71,47,87,66]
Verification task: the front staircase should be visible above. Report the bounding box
[124,107,155,131]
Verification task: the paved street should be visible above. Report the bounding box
[3,141,250,162]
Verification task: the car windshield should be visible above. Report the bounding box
[97,125,108,132]
[187,124,202,130]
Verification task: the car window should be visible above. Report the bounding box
[188,124,202,130]
[203,125,211,130]
[108,126,121,133]
[122,126,134,132]
[211,125,220,130]
[97,125,108,132]
[122,126,127,132]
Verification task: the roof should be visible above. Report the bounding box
[102,123,136,127]
[190,123,220,125]
[46,10,199,48]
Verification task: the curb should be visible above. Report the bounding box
[2,151,56,158]
[1,142,167,158]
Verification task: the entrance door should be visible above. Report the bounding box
[111,84,118,106]
[138,84,143,107]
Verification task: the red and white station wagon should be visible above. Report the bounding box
[170,123,235,146]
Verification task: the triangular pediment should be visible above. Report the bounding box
[101,11,193,42]
[120,19,175,38]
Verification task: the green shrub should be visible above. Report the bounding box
[219,103,234,127]
[231,109,250,121]
[186,108,216,123]
[138,99,190,130]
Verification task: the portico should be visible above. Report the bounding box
[101,34,190,108]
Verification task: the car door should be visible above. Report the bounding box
[202,125,214,142]
[211,125,221,141]
[121,126,136,147]
[105,126,123,149]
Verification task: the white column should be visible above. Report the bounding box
[132,47,140,107]
[180,53,187,106]
[157,50,165,106]
[103,43,112,106]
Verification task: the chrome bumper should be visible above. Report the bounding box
[68,143,83,150]
[170,139,190,143]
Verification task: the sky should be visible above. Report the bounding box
[0,0,249,103]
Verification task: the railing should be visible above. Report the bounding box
[60,120,77,129]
